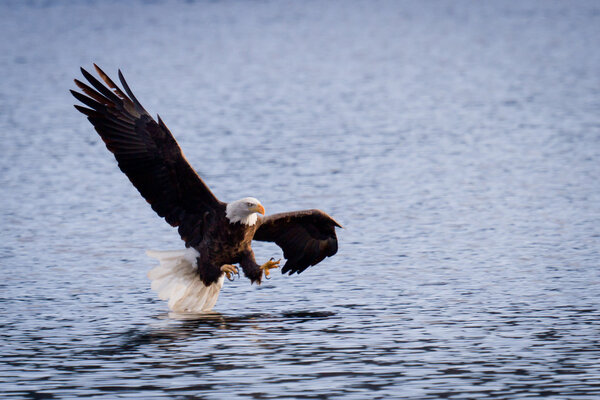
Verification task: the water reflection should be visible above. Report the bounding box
[98,310,339,354]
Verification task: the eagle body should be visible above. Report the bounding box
[71,65,341,312]
[196,210,261,286]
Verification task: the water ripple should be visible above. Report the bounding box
[1,0,600,398]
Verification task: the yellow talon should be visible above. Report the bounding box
[220,264,239,281]
[260,258,281,279]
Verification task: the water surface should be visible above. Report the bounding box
[1,0,599,398]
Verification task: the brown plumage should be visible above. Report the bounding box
[71,65,341,289]
[254,210,340,275]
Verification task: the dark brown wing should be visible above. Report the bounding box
[71,64,224,246]
[253,209,341,275]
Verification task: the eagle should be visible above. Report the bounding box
[71,65,341,313]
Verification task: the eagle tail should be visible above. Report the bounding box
[146,248,224,313]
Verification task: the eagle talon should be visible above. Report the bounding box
[260,258,281,279]
[220,264,239,281]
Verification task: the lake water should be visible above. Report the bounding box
[1,0,599,398]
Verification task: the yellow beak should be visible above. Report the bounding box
[252,204,265,215]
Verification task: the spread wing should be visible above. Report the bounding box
[71,64,223,246]
[253,210,341,275]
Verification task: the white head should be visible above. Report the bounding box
[225,197,265,226]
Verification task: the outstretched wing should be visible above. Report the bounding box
[71,64,223,246]
[253,209,341,275]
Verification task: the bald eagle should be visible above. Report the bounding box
[71,65,341,313]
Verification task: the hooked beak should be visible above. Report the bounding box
[252,204,265,215]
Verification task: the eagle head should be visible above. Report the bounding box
[225,197,265,226]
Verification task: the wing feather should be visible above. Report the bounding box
[118,69,149,115]
[254,210,341,275]
[72,65,224,246]
[73,105,100,118]
[80,67,123,106]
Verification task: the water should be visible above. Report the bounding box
[1,0,599,398]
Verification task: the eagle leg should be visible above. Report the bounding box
[220,264,239,281]
[260,258,281,280]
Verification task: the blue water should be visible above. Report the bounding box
[1,1,599,398]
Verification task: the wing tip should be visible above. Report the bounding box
[312,209,342,228]
[92,63,104,77]
[73,78,88,91]
[73,104,99,118]
[80,66,94,80]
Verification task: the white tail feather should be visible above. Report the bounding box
[146,248,224,313]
